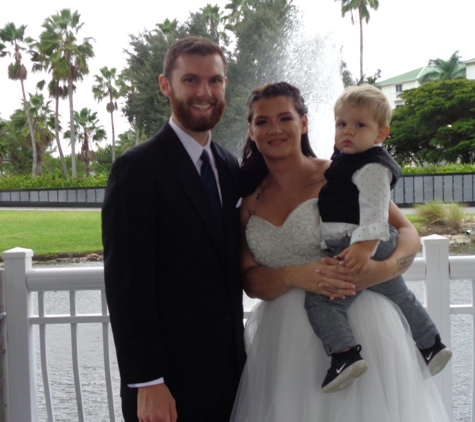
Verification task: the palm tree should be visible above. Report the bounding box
[38,9,95,179]
[64,108,106,176]
[336,0,380,81]
[11,93,56,175]
[224,0,252,27]
[31,45,69,177]
[200,4,224,42]
[420,51,466,84]
[117,69,142,146]
[0,23,38,176]
[92,66,121,162]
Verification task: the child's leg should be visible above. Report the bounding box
[370,227,439,348]
[370,277,439,348]
[305,236,369,392]
[304,291,359,355]
[369,226,452,375]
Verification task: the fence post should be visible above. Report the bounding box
[421,234,453,418]
[2,248,37,421]
[0,268,9,422]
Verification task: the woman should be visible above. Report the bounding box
[231,82,450,421]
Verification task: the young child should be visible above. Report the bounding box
[305,84,452,393]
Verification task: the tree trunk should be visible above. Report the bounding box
[54,91,69,177]
[68,70,77,179]
[359,12,363,81]
[110,94,116,163]
[135,124,140,146]
[20,79,37,177]
[84,134,90,177]
[36,143,43,175]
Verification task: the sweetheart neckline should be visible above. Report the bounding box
[248,198,318,229]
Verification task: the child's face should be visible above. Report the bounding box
[334,104,390,154]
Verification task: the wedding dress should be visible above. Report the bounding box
[231,198,450,422]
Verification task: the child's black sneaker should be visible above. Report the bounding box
[322,345,369,393]
[419,335,452,376]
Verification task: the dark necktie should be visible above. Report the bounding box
[200,150,224,245]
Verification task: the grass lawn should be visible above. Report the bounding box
[0,210,102,259]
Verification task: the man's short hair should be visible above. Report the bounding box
[163,36,227,80]
[334,84,392,127]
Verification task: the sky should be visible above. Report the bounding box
[1,0,474,159]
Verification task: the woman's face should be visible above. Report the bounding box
[248,96,308,160]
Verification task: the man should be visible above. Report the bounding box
[102,36,246,422]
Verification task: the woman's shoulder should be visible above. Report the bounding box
[310,157,331,169]
[307,157,331,181]
[241,189,260,222]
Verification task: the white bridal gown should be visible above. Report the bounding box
[231,198,450,422]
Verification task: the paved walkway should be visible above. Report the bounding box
[2,206,475,214]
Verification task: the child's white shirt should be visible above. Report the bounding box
[320,154,393,254]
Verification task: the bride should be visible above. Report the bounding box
[231,82,450,421]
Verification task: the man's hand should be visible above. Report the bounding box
[137,383,177,422]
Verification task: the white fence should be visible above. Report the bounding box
[1,234,475,421]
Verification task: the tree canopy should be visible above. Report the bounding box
[122,0,296,155]
[388,79,475,165]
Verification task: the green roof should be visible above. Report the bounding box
[379,64,467,86]
[379,67,427,86]
[463,57,475,64]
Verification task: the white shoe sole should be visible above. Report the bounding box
[323,360,369,393]
[428,348,452,376]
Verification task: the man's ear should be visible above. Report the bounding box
[159,74,170,97]
[378,126,390,143]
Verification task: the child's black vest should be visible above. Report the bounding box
[319,147,401,225]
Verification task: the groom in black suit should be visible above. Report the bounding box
[102,36,246,422]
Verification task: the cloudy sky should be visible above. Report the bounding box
[1,0,474,158]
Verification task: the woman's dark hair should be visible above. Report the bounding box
[240,82,317,197]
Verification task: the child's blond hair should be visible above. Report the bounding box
[334,84,392,127]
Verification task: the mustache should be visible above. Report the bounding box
[187,97,218,106]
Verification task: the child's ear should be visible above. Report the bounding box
[377,126,390,143]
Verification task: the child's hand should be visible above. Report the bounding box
[337,241,377,274]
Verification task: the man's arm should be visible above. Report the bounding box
[103,153,167,384]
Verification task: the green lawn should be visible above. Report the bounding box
[0,210,102,258]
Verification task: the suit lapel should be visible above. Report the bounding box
[160,124,224,254]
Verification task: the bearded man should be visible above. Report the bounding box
[102,36,246,422]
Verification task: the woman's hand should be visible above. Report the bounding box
[244,258,358,301]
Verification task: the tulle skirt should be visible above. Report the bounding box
[231,289,450,422]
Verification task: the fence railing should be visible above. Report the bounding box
[1,235,475,421]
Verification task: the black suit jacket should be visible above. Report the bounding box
[102,123,245,417]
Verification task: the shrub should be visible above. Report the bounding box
[414,201,466,231]
[401,164,475,175]
[0,173,109,190]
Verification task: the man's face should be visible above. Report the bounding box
[159,54,227,135]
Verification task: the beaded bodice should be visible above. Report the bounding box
[246,198,323,269]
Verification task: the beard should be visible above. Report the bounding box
[170,92,226,132]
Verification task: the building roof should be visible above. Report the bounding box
[463,57,475,64]
[379,64,467,86]
[378,67,428,86]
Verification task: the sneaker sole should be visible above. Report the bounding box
[428,348,452,376]
[322,360,369,393]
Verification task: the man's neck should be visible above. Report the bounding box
[171,116,210,146]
